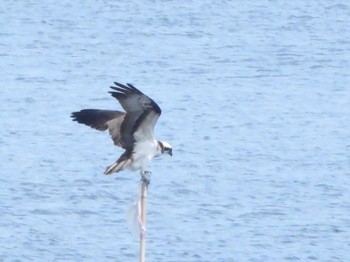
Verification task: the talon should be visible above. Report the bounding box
[141,171,151,186]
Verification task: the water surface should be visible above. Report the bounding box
[1,1,350,261]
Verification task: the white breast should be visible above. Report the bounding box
[129,139,158,171]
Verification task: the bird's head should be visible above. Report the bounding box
[158,141,173,156]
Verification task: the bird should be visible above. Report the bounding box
[71,82,172,184]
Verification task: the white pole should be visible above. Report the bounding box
[139,181,148,262]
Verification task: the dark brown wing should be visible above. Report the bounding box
[71,109,126,147]
[109,82,161,149]
[71,109,124,131]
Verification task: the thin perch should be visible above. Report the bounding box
[139,181,148,262]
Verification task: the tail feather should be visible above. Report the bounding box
[104,158,131,175]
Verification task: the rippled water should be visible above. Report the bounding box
[1,1,350,261]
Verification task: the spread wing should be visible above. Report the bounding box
[71,109,127,148]
[109,82,161,149]
[71,109,124,131]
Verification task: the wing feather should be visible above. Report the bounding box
[109,82,162,147]
[71,109,127,148]
[71,109,124,131]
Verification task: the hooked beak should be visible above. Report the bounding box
[168,150,173,157]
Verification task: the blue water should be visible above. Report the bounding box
[1,1,350,261]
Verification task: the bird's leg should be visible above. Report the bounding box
[140,170,151,186]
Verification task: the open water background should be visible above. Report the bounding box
[1,1,350,261]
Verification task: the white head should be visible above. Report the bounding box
[157,140,173,156]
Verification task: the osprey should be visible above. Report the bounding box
[71,82,172,184]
